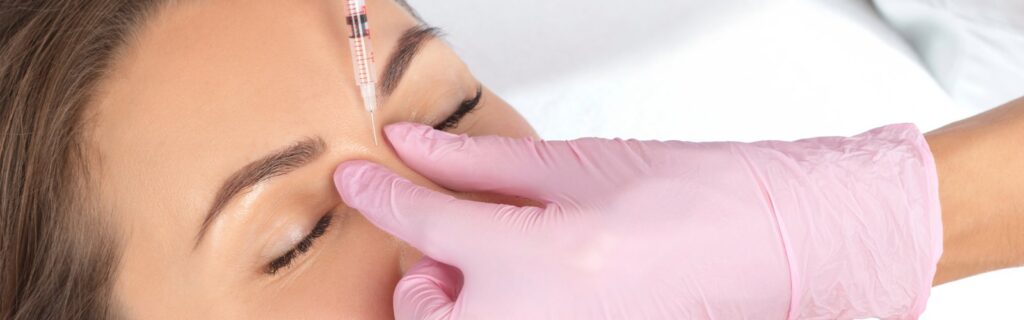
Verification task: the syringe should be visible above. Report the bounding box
[345,0,379,145]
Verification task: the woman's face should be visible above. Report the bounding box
[90,0,535,318]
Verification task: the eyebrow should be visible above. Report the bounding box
[378,25,442,98]
[194,137,326,248]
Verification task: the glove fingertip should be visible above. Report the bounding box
[332,160,382,207]
[385,122,463,151]
[383,122,429,142]
[385,121,468,162]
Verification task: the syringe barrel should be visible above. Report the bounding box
[345,0,377,94]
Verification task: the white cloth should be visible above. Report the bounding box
[874,0,1024,109]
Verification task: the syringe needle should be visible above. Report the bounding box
[369,110,379,146]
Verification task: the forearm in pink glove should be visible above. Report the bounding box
[333,122,943,320]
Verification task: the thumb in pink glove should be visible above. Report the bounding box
[333,122,943,320]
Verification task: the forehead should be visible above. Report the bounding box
[87,0,417,246]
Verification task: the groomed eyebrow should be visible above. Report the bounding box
[378,25,442,99]
[194,137,326,249]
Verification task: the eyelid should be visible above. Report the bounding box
[265,213,334,275]
[433,85,483,131]
[263,223,307,260]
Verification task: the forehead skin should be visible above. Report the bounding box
[85,0,533,318]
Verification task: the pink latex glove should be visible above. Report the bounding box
[333,122,943,320]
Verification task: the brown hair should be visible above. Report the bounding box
[0,0,162,318]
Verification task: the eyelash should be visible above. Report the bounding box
[433,85,483,131]
[266,213,333,275]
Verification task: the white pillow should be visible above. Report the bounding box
[874,0,1024,109]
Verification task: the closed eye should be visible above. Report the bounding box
[433,85,483,131]
[266,213,333,275]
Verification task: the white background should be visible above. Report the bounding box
[411,0,1024,318]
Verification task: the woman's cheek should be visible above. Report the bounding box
[399,243,425,273]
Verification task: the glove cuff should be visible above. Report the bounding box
[749,123,943,319]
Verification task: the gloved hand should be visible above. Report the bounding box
[333,122,943,320]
